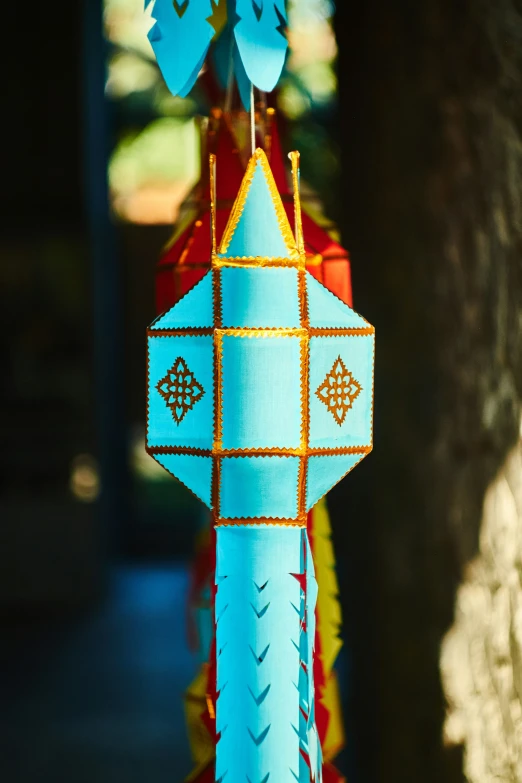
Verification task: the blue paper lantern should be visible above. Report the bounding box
[146,148,374,781]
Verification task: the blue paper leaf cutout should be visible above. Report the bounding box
[247,724,271,745]
[246,774,270,783]
[234,0,288,91]
[251,600,270,618]
[249,642,270,664]
[147,0,215,96]
[248,683,271,705]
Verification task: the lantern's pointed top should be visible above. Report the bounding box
[215,148,300,263]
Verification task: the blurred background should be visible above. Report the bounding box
[1,1,522,782]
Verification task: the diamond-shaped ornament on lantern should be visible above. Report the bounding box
[316,356,362,427]
[157,357,205,425]
[146,147,375,522]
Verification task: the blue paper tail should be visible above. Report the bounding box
[215,526,321,782]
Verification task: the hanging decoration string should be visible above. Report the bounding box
[259,90,267,151]
[250,83,255,154]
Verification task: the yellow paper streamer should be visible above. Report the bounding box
[312,497,343,675]
[183,665,215,779]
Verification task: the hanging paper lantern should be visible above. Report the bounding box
[143,4,368,780]
[155,109,353,781]
[146,148,374,780]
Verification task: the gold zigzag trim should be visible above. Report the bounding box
[159,252,350,272]
[297,456,306,522]
[298,272,310,516]
[212,256,299,268]
[147,327,375,338]
[216,148,299,261]
[299,336,309,458]
[215,516,306,528]
[209,154,217,255]
[217,328,306,339]
[147,446,372,457]
[213,331,224,451]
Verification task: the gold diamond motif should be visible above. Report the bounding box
[316,356,362,427]
[157,357,204,425]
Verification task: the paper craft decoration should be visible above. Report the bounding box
[145,0,288,101]
[146,147,374,780]
[162,110,353,782]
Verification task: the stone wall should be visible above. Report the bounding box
[442,430,522,782]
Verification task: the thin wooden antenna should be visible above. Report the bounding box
[289,151,305,259]
[210,153,217,256]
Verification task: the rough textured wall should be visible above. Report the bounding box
[442,432,522,783]
[332,2,522,782]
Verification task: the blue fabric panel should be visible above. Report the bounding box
[147,335,214,449]
[306,272,371,329]
[219,456,299,519]
[215,526,303,782]
[219,158,293,258]
[215,526,303,578]
[220,267,300,328]
[147,0,214,97]
[150,271,213,330]
[153,453,212,508]
[306,453,363,510]
[221,335,301,450]
[309,334,374,450]
[234,0,288,91]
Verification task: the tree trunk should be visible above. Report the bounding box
[332,3,522,782]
